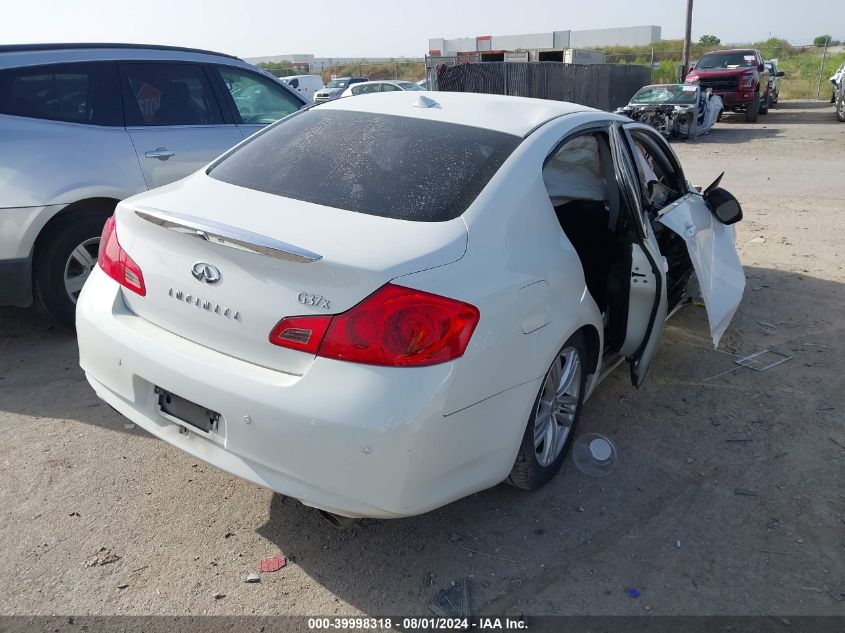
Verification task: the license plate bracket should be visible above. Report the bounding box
[155,387,220,433]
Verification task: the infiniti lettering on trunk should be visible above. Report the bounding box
[168,288,240,320]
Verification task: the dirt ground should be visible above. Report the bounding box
[1,101,843,619]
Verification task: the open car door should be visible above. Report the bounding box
[609,125,669,387]
[620,122,745,348]
[656,186,745,347]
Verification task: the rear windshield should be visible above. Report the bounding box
[208,109,521,222]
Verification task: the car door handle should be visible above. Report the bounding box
[144,147,176,160]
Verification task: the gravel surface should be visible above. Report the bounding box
[1,101,843,617]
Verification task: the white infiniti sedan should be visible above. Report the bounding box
[76,92,745,520]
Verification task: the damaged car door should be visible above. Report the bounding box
[608,125,669,387]
[620,122,745,348]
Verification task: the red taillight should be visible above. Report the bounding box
[269,283,480,367]
[97,216,146,296]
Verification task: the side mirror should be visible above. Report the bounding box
[777,71,785,77]
[758,64,765,72]
[704,187,743,225]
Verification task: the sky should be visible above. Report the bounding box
[1,0,841,59]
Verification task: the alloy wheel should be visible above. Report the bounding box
[533,346,581,467]
[63,237,99,304]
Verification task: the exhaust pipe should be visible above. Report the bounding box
[318,510,358,529]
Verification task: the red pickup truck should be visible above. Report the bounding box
[685,49,770,122]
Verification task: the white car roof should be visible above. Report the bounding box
[320,91,596,137]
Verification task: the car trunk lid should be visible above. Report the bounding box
[114,174,467,375]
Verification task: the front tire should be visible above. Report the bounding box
[33,213,110,329]
[745,92,760,122]
[759,90,769,115]
[508,332,587,490]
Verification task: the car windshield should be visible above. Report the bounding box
[696,52,757,69]
[326,79,347,88]
[631,84,698,104]
[208,110,521,222]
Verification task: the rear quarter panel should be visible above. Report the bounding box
[396,112,607,416]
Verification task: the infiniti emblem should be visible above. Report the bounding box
[191,262,221,285]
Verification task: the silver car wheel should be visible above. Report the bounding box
[839,94,845,119]
[533,347,581,467]
[64,237,99,304]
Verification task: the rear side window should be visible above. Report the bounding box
[121,62,222,126]
[0,61,121,126]
[216,66,302,125]
[352,83,379,95]
[208,109,521,222]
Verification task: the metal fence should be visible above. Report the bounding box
[435,62,653,111]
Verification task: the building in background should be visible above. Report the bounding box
[428,25,661,59]
[245,25,661,74]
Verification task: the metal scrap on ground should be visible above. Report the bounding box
[734,349,792,371]
[431,578,471,619]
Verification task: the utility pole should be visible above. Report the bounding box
[681,0,694,80]
[816,39,829,100]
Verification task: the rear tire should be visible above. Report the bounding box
[744,93,760,122]
[837,89,845,122]
[33,213,110,330]
[759,90,769,115]
[508,332,587,490]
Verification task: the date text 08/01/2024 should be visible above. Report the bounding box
[307,617,528,630]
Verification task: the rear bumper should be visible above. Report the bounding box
[0,204,59,306]
[0,258,32,306]
[76,269,537,518]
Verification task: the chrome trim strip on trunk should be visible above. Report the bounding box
[133,207,322,263]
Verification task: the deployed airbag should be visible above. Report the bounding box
[543,135,607,204]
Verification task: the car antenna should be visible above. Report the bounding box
[413,95,438,109]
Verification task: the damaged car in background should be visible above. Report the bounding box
[616,84,723,139]
[76,93,745,521]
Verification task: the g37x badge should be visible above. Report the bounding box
[297,292,331,309]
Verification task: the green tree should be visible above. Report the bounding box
[814,35,834,47]
[699,34,721,46]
